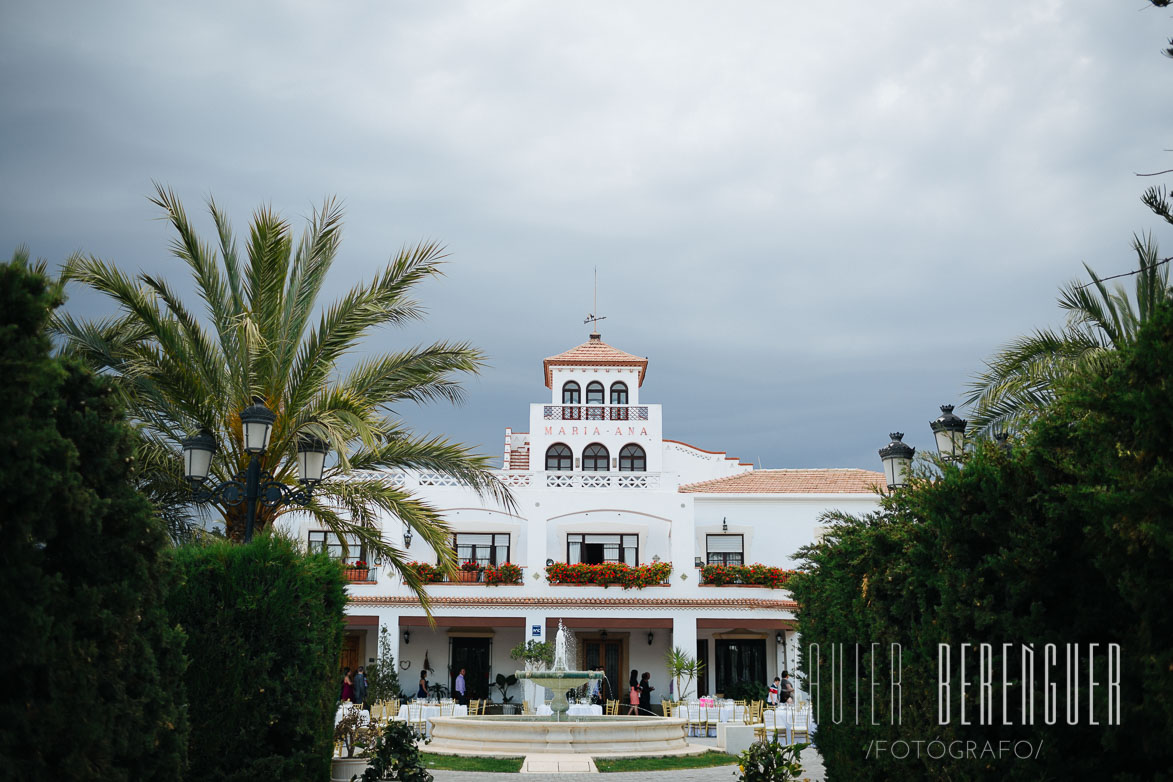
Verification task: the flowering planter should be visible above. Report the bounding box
[453,570,479,583]
[343,568,370,582]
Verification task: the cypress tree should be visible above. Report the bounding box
[0,254,187,781]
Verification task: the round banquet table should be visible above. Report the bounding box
[396,703,468,737]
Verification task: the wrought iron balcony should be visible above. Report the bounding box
[542,404,649,421]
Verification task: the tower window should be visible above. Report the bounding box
[545,443,573,471]
[610,382,628,405]
[618,444,646,472]
[582,443,610,471]
[562,382,581,404]
[586,382,604,404]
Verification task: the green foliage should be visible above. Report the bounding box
[509,640,554,669]
[545,560,673,588]
[0,253,188,780]
[494,673,519,702]
[360,720,433,782]
[56,187,513,608]
[664,647,704,701]
[367,625,402,705]
[965,235,1171,438]
[333,704,377,759]
[724,680,769,702]
[169,534,346,781]
[700,564,793,587]
[790,300,1173,780]
[738,740,809,782]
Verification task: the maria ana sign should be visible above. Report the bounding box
[544,425,650,437]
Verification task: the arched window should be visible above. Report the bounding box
[610,382,629,405]
[562,382,581,404]
[618,444,646,472]
[582,443,610,471]
[545,443,572,471]
[586,381,604,404]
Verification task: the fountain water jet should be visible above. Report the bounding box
[424,620,697,756]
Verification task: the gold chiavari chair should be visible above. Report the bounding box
[791,705,810,743]
[660,700,672,717]
[605,699,619,715]
[467,698,480,716]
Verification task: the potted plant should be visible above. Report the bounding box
[343,560,370,582]
[332,705,375,781]
[494,673,519,710]
[454,560,481,582]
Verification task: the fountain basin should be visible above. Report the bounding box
[426,715,701,757]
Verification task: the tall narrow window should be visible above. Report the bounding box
[562,381,581,404]
[585,381,604,404]
[610,382,628,405]
[618,444,646,472]
[582,443,609,471]
[546,443,572,471]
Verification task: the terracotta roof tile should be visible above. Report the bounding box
[679,468,884,494]
[543,334,649,388]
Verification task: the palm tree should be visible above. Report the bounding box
[964,233,1171,439]
[55,185,511,605]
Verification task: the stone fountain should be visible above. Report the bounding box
[514,620,602,721]
[425,620,698,756]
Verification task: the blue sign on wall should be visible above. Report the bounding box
[532,624,541,637]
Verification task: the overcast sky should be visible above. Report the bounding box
[2,1,1170,470]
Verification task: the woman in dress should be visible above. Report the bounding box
[627,669,639,715]
[340,669,355,703]
[417,675,429,700]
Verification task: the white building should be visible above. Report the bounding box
[295,332,882,706]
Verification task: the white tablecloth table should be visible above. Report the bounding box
[396,703,468,737]
[682,703,746,735]
[535,703,603,717]
[334,704,371,727]
[763,707,817,744]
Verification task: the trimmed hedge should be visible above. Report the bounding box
[0,258,187,780]
[789,300,1173,780]
[169,534,346,781]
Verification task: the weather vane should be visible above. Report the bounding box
[584,266,606,334]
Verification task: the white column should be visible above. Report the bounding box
[671,616,699,700]
[521,612,547,706]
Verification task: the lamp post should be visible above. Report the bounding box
[181,398,328,542]
[878,432,915,490]
[930,404,968,461]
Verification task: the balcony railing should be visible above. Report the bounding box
[543,404,649,421]
[495,471,661,489]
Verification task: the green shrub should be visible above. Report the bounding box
[0,256,188,780]
[366,625,401,705]
[359,720,433,782]
[738,739,809,782]
[169,534,346,781]
[789,300,1173,780]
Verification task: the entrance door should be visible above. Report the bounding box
[450,637,491,700]
[714,638,766,695]
[582,638,624,702]
[340,632,360,674]
[697,639,710,697]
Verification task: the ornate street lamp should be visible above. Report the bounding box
[181,398,328,542]
[878,432,915,490]
[930,404,968,462]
